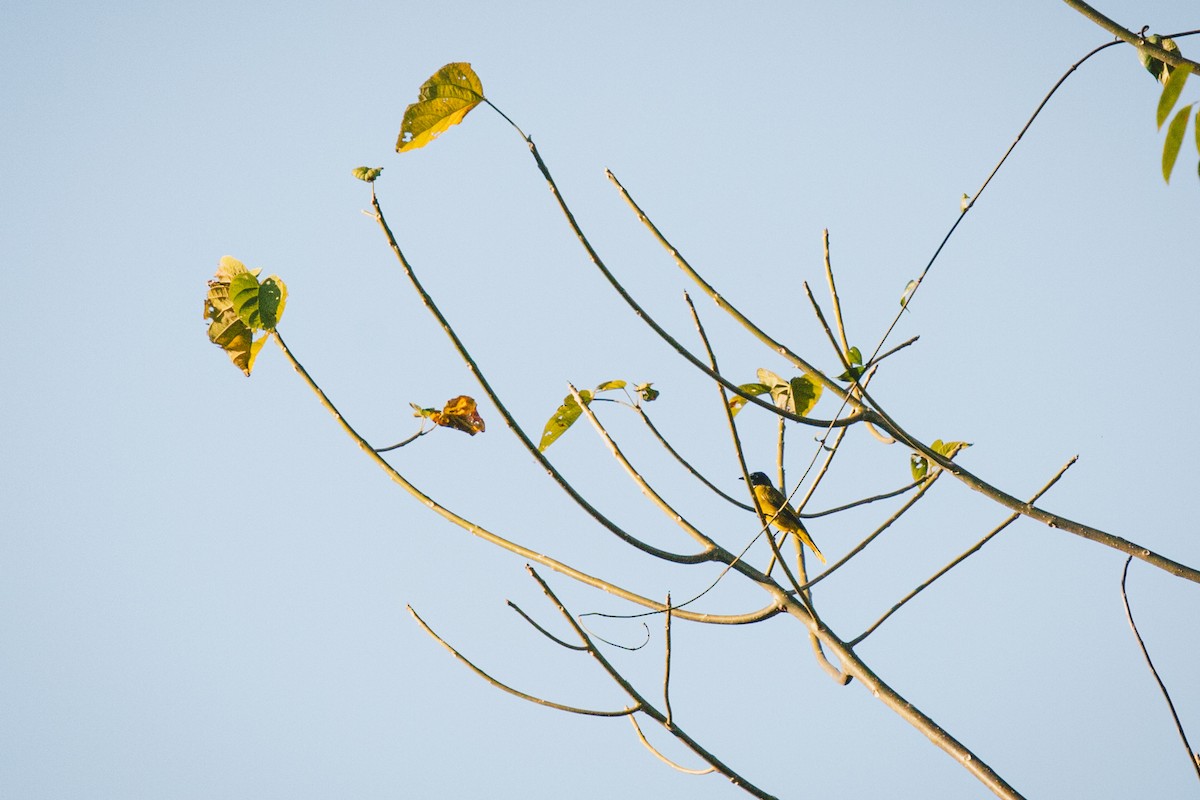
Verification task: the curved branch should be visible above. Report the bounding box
[272,332,743,623]
[628,715,716,775]
[526,567,782,799]
[1061,2,1200,71]
[802,474,942,591]
[514,134,857,429]
[608,170,860,413]
[634,404,754,511]
[863,403,1200,583]
[568,382,726,557]
[369,190,708,567]
[1120,558,1200,783]
[408,605,639,717]
[850,458,1078,647]
[507,600,588,651]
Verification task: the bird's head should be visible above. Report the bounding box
[745,472,772,487]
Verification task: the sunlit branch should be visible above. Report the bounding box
[801,474,942,592]
[525,567,781,799]
[1061,3,1200,71]
[373,425,431,452]
[822,229,852,357]
[608,169,859,413]
[408,605,639,717]
[507,600,587,651]
[802,478,925,519]
[272,331,732,623]
[634,404,754,511]
[861,401,1200,583]
[850,458,1078,646]
[804,280,854,377]
[369,190,709,567]
[508,130,850,429]
[568,382,725,556]
[1120,557,1200,783]
[628,716,717,775]
[663,594,675,727]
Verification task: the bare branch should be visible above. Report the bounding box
[507,600,588,651]
[628,715,716,775]
[822,228,852,357]
[272,333,730,622]
[569,382,724,556]
[407,605,638,717]
[515,136,853,429]
[851,458,1078,646]
[1120,558,1200,783]
[864,401,1200,583]
[803,478,925,519]
[1061,1,1200,72]
[663,594,674,727]
[607,169,863,426]
[370,190,710,567]
[634,404,753,511]
[525,567,783,799]
[802,473,942,591]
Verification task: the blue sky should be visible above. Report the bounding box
[3,1,1199,798]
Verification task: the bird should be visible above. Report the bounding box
[744,471,825,563]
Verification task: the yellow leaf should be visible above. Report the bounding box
[205,257,261,376]
[396,63,485,153]
[431,395,486,435]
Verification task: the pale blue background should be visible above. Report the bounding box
[3,1,1198,798]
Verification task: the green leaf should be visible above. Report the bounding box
[900,279,918,309]
[756,368,794,412]
[634,382,659,402]
[538,390,593,451]
[729,383,770,417]
[1195,106,1200,156]
[1163,104,1194,183]
[1140,35,1181,85]
[837,347,866,382]
[352,166,384,182]
[204,256,266,376]
[932,439,972,460]
[910,454,928,482]
[1158,64,1191,128]
[411,403,439,420]
[789,375,822,417]
[594,380,627,392]
[397,63,485,153]
[230,271,288,331]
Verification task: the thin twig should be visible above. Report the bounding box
[1061,3,1200,71]
[628,716,717,775]
[802,474,942,591]
[664,593,674,728]
[862,398,1200,583]
[374,425,430,452]
[803,478,925,519]
[525,567,782,799]
[606,169,863,423]
[850,457,1077,646]
[510,133,854,429]
[1120,557,1200,783]
[823,229,852,357]
[370,190,709,567]
[407,605,638,717]
[568,382,723,555]
[271,331,746,624]
[635,405,753,511]
[507,600,588,651]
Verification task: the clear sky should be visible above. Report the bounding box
[3,1,1198,798]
